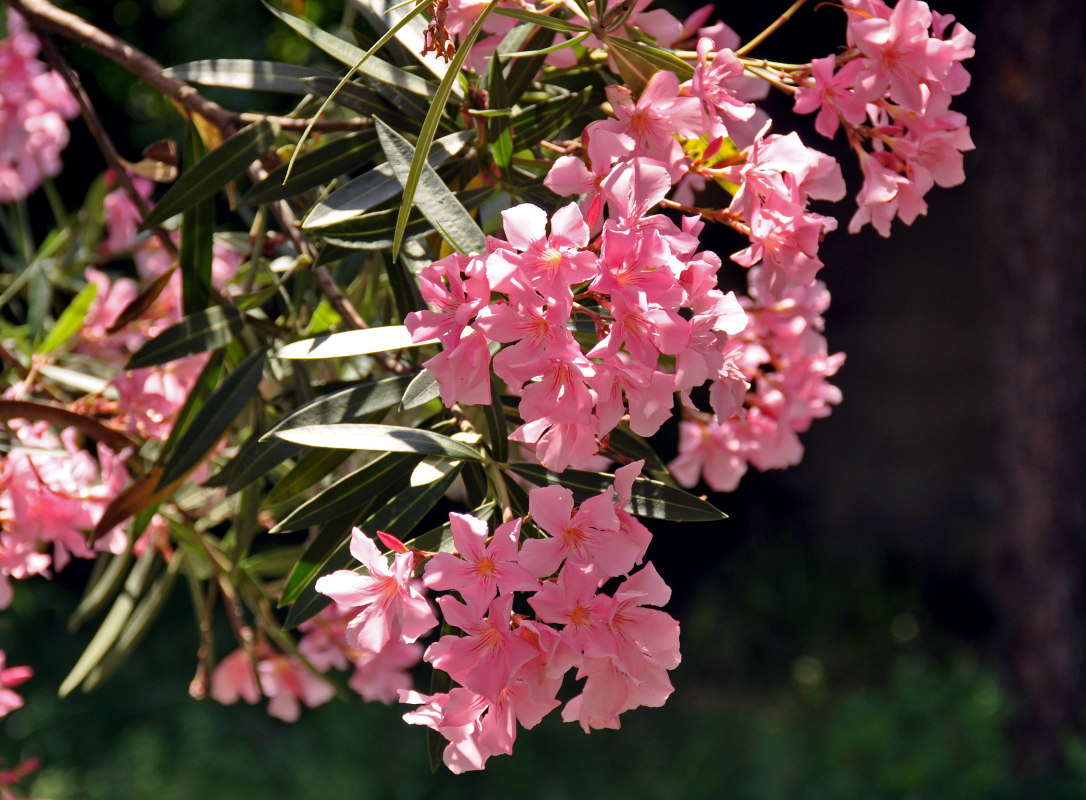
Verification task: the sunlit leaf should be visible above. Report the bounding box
[275,423,482,461]
[240,131,381,206]
[275,325,436,359]
[37,281,97,355]
[162,59,339,94]
[125,306,248,369]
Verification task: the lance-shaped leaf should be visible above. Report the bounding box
[500,24,558,104]
[37,281,97,355]
[275,325,436,359]
[138,121,279,232]
[507,463,726,521]
[0,400,137,452]
[400,369,439,410]
[263,1,440,100]
[391,0,501,258]
[213,375,414,492]
[271,451,421,533]
[603,424,677,486]
[275,423,482,461]
[59,545,160,697]
[607,36,694,85]
[283,462,461,627]
[106,265,177,335]
[240,131,381,206]
[376,119,486,255]
[81,551,185,692]
[162,59,340,94]
[264,447,353,508]
[482,376,508,464]
[302,130,474,229]
[311,186,491,243]
[494,6,588,32]
[155,349,268,491]
[125,306,248,369]
[179,123,214,313]
[388,239,427,317]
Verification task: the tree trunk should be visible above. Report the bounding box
[981,0,1086,772]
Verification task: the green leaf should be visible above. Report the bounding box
[512,87,591,146]
[607,36,694,81]
[125,306,248,369]
[263,1,441,100]
[499,24,554,105]
[387,239,427,317]
[280,514,357,607]
[265,447,353,508]
[157,353,224,472]
[507,463,727,521]
[283,463,461,627]
[482,377,508,464]
[302,130,474,229]
[240,131,381,206]
[161,59,339,94]
[310,186,491,243]
[275,423,482,461]
[484,56,514,176]
[138,120,279,232]
[155,349,267,491]
[37,281,97,355]
[400,369,439,410]
[264,375,415,440]
[374,119,487,255]
[59,546,160,697]
[603,424,678,486]
[493,6,588,32]
[275,325,435,359]
[82,551,185,692]
[179,123,214,314]
[391,0,502,259]
[271,451,421,532]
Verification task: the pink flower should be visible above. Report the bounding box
[209,648,261,706]
[0,651,31,717]
[256,653,335,722]
[423,514,538,607]
[0,10,78,202]
[792,56,871,138]
[315,528,438,652]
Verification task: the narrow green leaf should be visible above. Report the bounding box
[59,545,160,697]
[485,56,514,176]
[482,376,508,464]
[280,514,357,607]
[139,120,279,232]
[179,123,214,314]
[512,88,591,148]
[500,24,554,104]
[82,551,185,692]
[374,119,486,255]
[391,0,502,259]
[275,423,482,461]
[156,349,267,490]
[125,306,248,369]
[303,130,474,229]
[265,447,352,508]
[37,282,97,355]
[240,131,381,206]
[311,186,491,243]
[158,353,224,469]
[263,1,441,100]
[67,547,133,633]
[271,452,421,532]
[283,463,461,627]
[388,239,427,317]
[400,369,439,410]
[275,325,435,359]
[507,463,727,521]
[603,424,678,486]
[493,6,588,32]
[162,59,339,94]
[607,36,695,80]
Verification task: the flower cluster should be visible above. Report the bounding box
[315,461,679,772]
[793,0,975,235]
[0,9,78,202]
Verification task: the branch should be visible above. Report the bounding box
[3,0,373,136]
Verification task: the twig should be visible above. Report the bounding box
[735,0,810,57]
[3,0,372,137]
[35,34,179,258]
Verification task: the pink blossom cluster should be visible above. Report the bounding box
[0,10,78,202]
[79,176,242,442]
[406,88,752,471]
[792,0,975,235]
[0,177,241,608]
[316,461,680,772]
[0,422,130,609]
[210,645,336,723]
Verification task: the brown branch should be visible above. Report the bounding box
[35,34,179,259]
[3,0,373,137]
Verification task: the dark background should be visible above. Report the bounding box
[3,0,1084,797]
